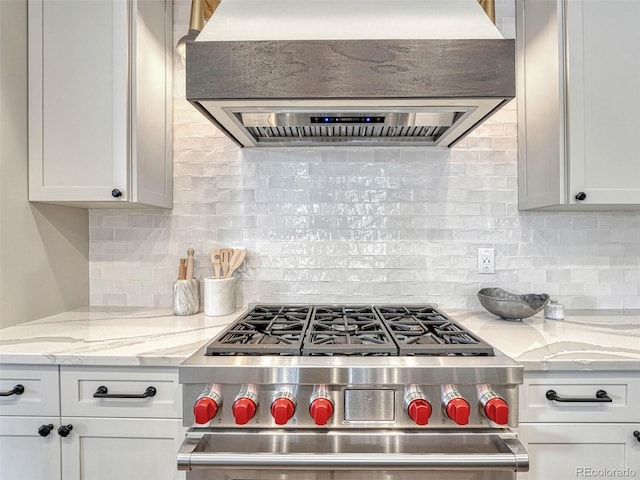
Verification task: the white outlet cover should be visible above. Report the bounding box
[477,247,495,274]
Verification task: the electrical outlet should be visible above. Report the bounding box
[477,248,495,274]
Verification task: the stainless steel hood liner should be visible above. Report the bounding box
[186,0,515,148]
[240,111,458,145]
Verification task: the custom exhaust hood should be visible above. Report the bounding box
[185,0,515,148]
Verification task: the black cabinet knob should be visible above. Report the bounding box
[38,424,54,437]
[634,431,640,443]
[57,424,73,437]
[111,189,123,198]
[575,192,587,201]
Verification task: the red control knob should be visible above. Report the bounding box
[484,397,509,425]
[193,397,219,424]
[446,397,470,425]
[232,397,256,425]
[310,398,334,426]
[271,398,295,425]
[408,399,432,425]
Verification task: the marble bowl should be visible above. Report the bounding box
[477,288,550,320]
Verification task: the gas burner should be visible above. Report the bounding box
[329,323,358,333]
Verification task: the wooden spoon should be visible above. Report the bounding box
[220,248,234,278]
[210,248,221,279]
[225,249,247,278]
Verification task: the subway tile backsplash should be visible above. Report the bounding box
[88,1,640,311]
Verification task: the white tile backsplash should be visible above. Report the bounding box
[88,1,640,310]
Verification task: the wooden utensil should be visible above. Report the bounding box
[225,248,247,278]
[220,248,234,278]
[210,248,221,279]
[186,248,195,279]
[178,258,187,280]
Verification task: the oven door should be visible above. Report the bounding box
[177,429,528,480]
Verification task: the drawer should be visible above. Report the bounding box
[0,364,60,416]
[520,371,640,423]
[60,366,181,419]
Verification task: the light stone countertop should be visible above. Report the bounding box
[1,306,639,371]
[0,306,245,367]
[451,309,640,371]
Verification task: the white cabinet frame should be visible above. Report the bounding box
[517,0,640,210]
[28,0,173,208]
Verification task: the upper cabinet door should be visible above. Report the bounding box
[517,0,640,210]
[29,0,128,202]
[517,0,566,210]
[565,0,640,206]
[28,0,172,208]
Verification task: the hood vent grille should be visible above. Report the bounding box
[240,111,460,145]
[247,126,450,143]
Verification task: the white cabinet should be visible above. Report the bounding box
[58,366,186,480]
[0,364,59,416]
[0,365,62,480]
[516,0,640,210]
[28,0,173,208]
[519,423,640,480]
[0,416,61,480]
[518,371,640,480]
[61,417,184,480]
[0,364,185,480]
[59,365,182,419]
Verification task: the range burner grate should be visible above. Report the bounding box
[302,305,397,356]
[375,305,494,356]
[205,305,312,356]
[204,304,495,357]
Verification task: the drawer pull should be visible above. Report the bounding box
[0,384,25,396]
[93,385,157,399]
[545,389,612,403]
[634,431,640,444]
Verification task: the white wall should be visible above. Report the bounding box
[0,0,89,328]
[88,0,640,311]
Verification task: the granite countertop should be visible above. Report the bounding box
[1,306,639,371]
[0,306,243,367]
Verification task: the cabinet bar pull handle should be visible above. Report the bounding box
[545,389,612,403]
[0,384,25,396]
[93,385,157,399]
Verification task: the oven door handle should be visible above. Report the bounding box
[177,434,529,472]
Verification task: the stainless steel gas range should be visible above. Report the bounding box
[178,305,529,480]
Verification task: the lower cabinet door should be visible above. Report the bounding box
[60,417,185,480]
[0,416,61,480]
[518,423,640,480]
